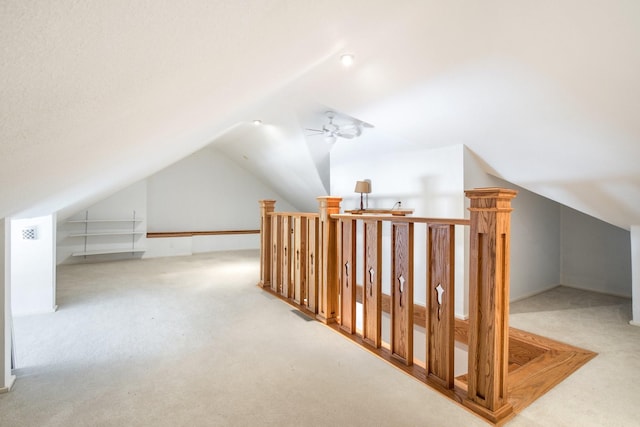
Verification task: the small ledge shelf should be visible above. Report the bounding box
[68,219,144,223]
[71,248,147,257]
[69,231,145,237]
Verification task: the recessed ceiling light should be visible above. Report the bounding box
[340,53,355,67]
[253,119,262,126]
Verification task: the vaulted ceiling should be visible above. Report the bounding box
[2,1,639,228]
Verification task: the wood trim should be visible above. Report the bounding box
[147,230,260,238]
[267,212,320,218]
[344,208,415,216]
[331,214,470,226]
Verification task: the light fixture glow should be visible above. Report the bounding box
[253,119,263,126]
[325,135,337,145]
[340,53,355,67]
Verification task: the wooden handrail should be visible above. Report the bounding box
[332,213,470,225]
[268,212,319,218]
[147,230,259,238]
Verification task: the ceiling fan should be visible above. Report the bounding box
[306,111,372,145]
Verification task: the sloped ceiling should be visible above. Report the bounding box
[1,1,639,229]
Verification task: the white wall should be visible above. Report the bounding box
[58,145,297,262]
[147,145,296,232]
[11,215,56,316]
[561,206,632,297]
[464,147,632,300]
[464,148,562,301]
[144,145,295,258]
[331,143,467,315]
[0,218,16,392]
[631,226,640,325]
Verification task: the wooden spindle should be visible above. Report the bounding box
[258,200,276,288]
[391,221,414,365]
[293,216,307,305]
[339,218,357,333]
[363,220,382,348]
[271,214,282,293]
[306,217,318,312]
[426,223,455,389]
[280,215,291,298]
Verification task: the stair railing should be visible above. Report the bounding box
[258,188,517,423]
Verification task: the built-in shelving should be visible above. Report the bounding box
[69,231,145,237]
[72,248,147,257]
[68,210,146,257]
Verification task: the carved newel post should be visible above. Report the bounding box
[464,188,517,423]
[316,196,342,324]
[258,200,276,288]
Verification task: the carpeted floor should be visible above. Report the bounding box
[1,250,638,426]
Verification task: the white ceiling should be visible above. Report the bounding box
[1,1,639,228]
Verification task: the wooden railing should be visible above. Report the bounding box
[258,188,517,424]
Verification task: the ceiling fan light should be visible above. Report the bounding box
[325,135,337,145]
[340,53,355,67]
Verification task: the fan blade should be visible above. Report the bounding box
[336,124,362,138]
[305,128,326,136]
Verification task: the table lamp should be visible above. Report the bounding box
[354,180,371,210]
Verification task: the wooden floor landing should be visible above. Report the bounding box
[454,319,597,421]
[263,286,597,425]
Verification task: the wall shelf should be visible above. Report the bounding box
[69,231,145,237]
[68,219,144,223]
[71,248,146,257]
[67,210,145,258]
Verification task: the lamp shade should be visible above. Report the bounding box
[354,180,371,194]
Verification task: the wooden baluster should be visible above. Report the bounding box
[363,220,382,348]
[316,197,342,324]
[340,218,357,333]
[463,188,517,423]
[426,223,455,389]
[391,221,414,365]
[293,216,307,305]
[258,200,276,288]
[271,215,282,293]
[306,217,318,312]
[281,215,290,298]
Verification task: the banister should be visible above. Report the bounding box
[258,188,517,425]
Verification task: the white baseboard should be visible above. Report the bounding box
[629,320,640,327]
[0,374,16,394]
[510,284,561,303]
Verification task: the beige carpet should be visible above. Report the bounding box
[1,250,638,426]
